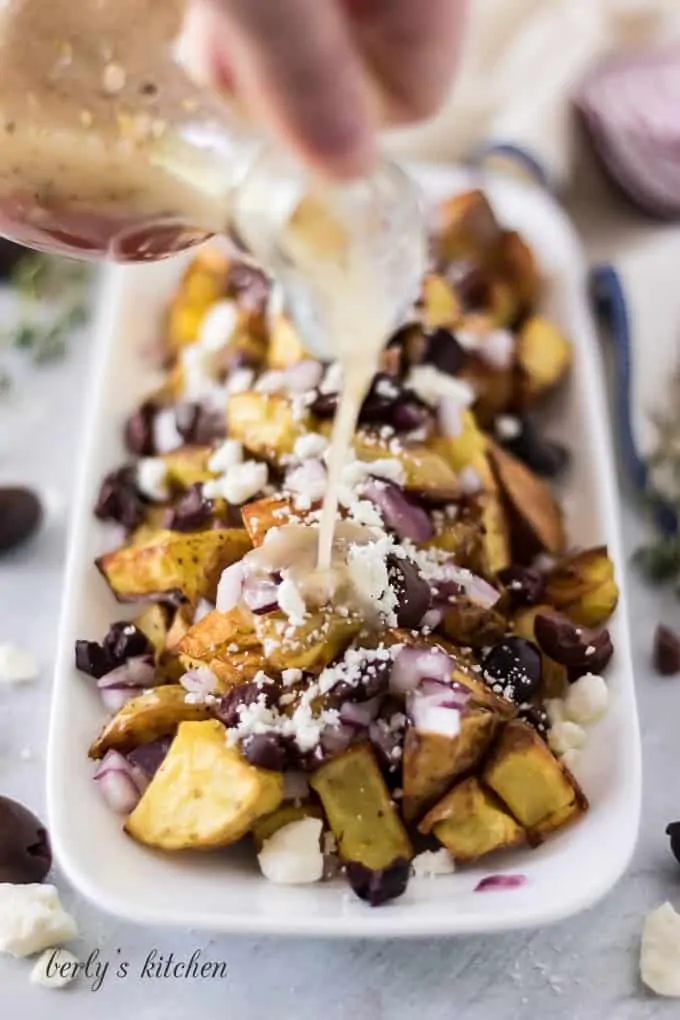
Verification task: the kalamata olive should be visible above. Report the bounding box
[227,262,270,312]
[498,565,546,608]
[518,703,549,739]
[0,796,52,884]
[654,624,680,676]
[358,374,401,426]
[94,466,145,530]
[390,393,432,432]
[127,737,172,779]
[388,556,431,629]
[0,486,43,554]
[241,733,288,771]
[310,391,338,419]
[216,681,280,729]
[482,637,542,703]
[534,612,613,677]
[667,821,680,865]
[166,484,214,532]
[124,400,157,456]
[75,639,116,679]
[425,328,467,376]
[103,621,154,663]
[345,858,411,906]
[498,416,570,478]
[174,402,226,445]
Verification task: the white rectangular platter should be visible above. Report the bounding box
[47,165,640,937]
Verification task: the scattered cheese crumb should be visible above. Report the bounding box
[495,415,522,441]
[277,576,307,626]
[152,407,184,454]
[293,432,329,461]
[257,818,324,885]
[458,465,482,495]
[563,674,609,726]
[136,457,169,502]
[208,439,243,474]
[282,668,303,687]
[211,460,269,505]
[406,365,475,409]
[548,720,587,756]
[412,849,456,877]
[30,948,80,989]
[641,902,680,997]
[197,300,239,352]
[0,644,38,684]
[0,885,78,958]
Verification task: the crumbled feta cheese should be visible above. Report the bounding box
[338,457,404,504]
[478,329,515,370]
[208,439,243,474]
[216,460,269,505]
[0,644,38,684]
[226,367,255,395]
[563,674,609,726]
[0,885,78,958]
[495,414,522,441]
[180,342,215,400]
[458,465,482,495]
[285,460,327,504]
[293,432,329,461]
[317,645,397,695]
[277,576,307,626]
[197,299,239,352]
[406,365,475,409]
[641,902,680,997]
[152,407,184,454]
[136,457,169,502]
[255,369,288,394]
[282,668,303,687]
[347,538,397,623]
[548,720,587,756]
[347,499,384,529]
[412,849,456,877]
[257,818,324,885]
[30,948,80,989]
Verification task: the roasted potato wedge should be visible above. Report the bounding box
[498,230,540,313]
[89,685,213,759]
[353,434,459,501]
[161,446,214,490]
[267,315,309,369]
[251,802,325,852]
[478,492,512,575]
[420,273,461,329]
[545,547,619,627]
[255,610,360,673]
[402,707,499,822]
[488,441,566,556]
[419,510,484,570]
[178,608,268,689]
[227,392,311,463]
[440,600,506,649]
[512,605,568,698]
[483,720,587,838]
[461,360,514,427]
[310,744,413,869]
[125,720,284,850]
[241,495,323,548]
[135,603,188,682]
[419,777,525,862]
[166,254,228,355]
[435,190,503,266]
[516,316,572,407]
[97,528,252,606]
[134,603,170,658]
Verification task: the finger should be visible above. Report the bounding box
[344,0,468,124]
[183,0,377,179]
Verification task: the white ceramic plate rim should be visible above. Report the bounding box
[47,164,641,937]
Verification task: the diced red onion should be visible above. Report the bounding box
[339,696,382,730]
[282,770,310,801]
[458,465,482,495]
[474,874,527,893]
[216,561,245,613]
[193,597,215,624]
[419,678,471,710]
[96,655,155,690]
[284,359,323,393]
[390,646,453,695]
[421,608,444,631]
[99,686,140,713]
[438,395,465,438]
[180,666,217,696]
[363,478,433,542]
[127,738,171,779]
[93,750,147,814]
[320,723,356,756]
[284,460,327,502]
[407,691,461,738]
[436,565,500,609]
[242,573,280,614]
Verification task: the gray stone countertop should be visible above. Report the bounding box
[1,169,680,1019]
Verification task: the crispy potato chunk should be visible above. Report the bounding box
[420,777,525,861]
[545,547,619,627]
[135,604,187,682]
[402,707,499,822]
[498,230,540,312]
[440,600,506,649]
[166,255,228,354]
[310,744,413,869]
[478,493,512,575]
[353,434,459,501]
[516,316,572,406]
[255,610,360,673]
[241,495,323,547]
[97,528,252,606]
[267,315,309,368]
[420,273,461,329]
[488,441,566,556]
[483,720,587,838]
[435,190,503,266]
[161,446,214,490]
[125,721,284,850]
[178,608,268,690]
[251,802,324,852]
[227,392,311,462]
[89,685,212,759]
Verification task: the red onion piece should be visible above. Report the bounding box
[99,686,139,713]
[216,561,244,613]
[320,723,357,756]
[242,573,280,614]
[421,608,444,631]
[390,646,453,695]
[419,678,471,709]
[339,695,382,730]
[180,666,217,696]
[363,478,433,542]
[282,770,310,801]
[127,737,171,779]
[407,691,461,738]
[474,874,527,893]
[435,565,500,609]
[96,655,155,690]
[93,750,146,814]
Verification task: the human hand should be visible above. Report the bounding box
[178,0,468,178]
